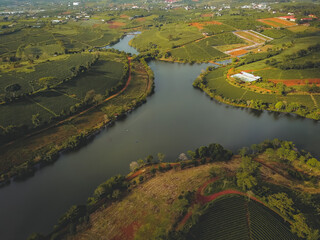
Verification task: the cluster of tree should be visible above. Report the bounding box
[237,50,281,66]
[266,44,320,70]
[297,83,320,94]
[267,192,319,240]
[188,143,233,162]
[39,174,129,239]
[248,139,320,171]
[277,61,320,70]
[88,175,128,206]
[236,156,260,191]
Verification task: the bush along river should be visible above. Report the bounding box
[0,33,319,240]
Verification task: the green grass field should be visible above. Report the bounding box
[187,195,299,240]
[313,95,320,107]
[206,68,277,103]
[204,67,316,109]
[261,29,293,39]
[202,24,235,35]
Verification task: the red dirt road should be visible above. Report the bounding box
[269,78,320,86]
[177,178,264,230]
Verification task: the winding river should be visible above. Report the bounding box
[0,34,320,240]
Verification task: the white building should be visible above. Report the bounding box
[232,71,261,82]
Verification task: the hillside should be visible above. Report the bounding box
[40,140,320,240]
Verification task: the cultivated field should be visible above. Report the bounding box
[0,52,126,128]
[187,195,298,240]
[0,58,150,176]
[258,18,297,28]
[130,23,204,52]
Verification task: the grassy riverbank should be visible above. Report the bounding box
[41,140,320,240]
[0,56,154,186]
[193,64,320,120]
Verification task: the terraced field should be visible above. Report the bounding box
[0,53,126,128]
[249,200,299,240]
[0,23,121,58]
[0,53,97,98]
[187,195,299,240]
[187,195,249,240]
[171,39,227,62]
[130,24,203,52]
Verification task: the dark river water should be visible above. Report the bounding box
[0,34,319,240]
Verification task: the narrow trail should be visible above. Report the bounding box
[177,176,265,230]
[311,94,318,108]
[225,30,271,55]
[3,57,133,148]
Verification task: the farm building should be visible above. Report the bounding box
[232,71,261,82]
[278,16,297,22]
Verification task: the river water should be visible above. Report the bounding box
[0,34,319,240]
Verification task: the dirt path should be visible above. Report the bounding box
[225,30,272,55]
[3,57,133,148]
[177,177,265,230]
[311,94,318,108]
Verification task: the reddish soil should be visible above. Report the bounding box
[258,18,296,28]
[229,49,248,56]
[201,13,213,18]
[120,14,130,19]
[269,78,320,86]
[126,169,144,181]
[107,21,126,29]
[198,189,264,205]
[177,178,265,230]
[189,21,222,30]
[92,24,101,28]
[136,18,146,22]
[112,221,141,240]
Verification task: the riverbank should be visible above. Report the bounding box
[45,140,320,240]
[0,57,154,187]
[193,66,320,121]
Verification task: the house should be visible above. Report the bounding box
[301,18,314,22]
[308,14,317,18]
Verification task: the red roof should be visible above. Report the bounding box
[302,18,313,21]
[279,15,295,19]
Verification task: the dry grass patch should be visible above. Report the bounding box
[68,165,217,240]
[258,18,297,28]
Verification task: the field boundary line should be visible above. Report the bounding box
[27,97,58,117]
[51,89,82,102]
[310,94,318,108]
[249,30,273,41]
[3,57,133,148]
[239,89,248,101]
